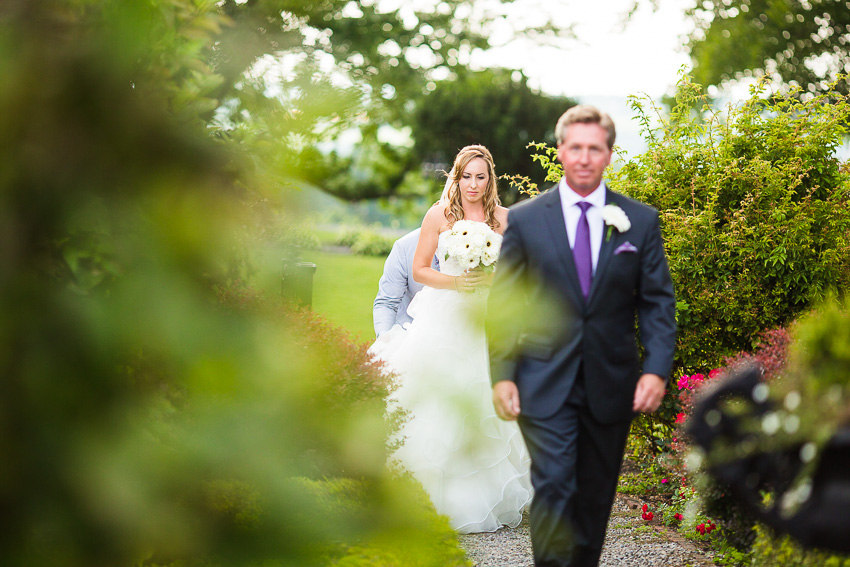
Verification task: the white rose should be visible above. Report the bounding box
[601,204,631,233]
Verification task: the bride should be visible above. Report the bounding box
[370,145,532,534]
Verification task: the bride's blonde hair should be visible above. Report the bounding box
[440,145,501,230]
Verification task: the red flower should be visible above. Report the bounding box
[675,412,687,424]
[642,503,648,512]
[709,368,723,379]
[696,523,706,535]
[642,511,654,521]
[674,513,683,521]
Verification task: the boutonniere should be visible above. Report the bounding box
[601,204,631,242]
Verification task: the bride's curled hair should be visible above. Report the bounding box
[440,145,501,230]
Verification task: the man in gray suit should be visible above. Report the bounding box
[373,228,427,337]
[488,105,676,567]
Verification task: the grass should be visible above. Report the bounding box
[308,250,385,342]
[253,244,385,343]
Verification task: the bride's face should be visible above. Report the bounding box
[458,157,490,204]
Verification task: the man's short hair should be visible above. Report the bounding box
[555,105,616,149]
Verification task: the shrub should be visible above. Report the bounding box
[350,230,396,257]
[613,74,850,375]
[335,226,397,257]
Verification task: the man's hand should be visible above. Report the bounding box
[633,373,666,413]
[493,380,521,421]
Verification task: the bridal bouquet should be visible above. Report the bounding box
[443,220,501,271]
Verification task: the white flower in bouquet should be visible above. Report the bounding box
[481,231,501,266]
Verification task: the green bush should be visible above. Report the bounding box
[350,231,396,257]
[612,74,850,374]
[336,226,397,257]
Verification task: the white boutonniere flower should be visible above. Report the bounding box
[601,204,630,241]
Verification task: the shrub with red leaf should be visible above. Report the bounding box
[723,327,791,380]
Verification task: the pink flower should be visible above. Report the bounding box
[690,373,705,387]
[675,412,687,424]
[677,375,690,390]
[709,368,723,379]
[661,478,669,484]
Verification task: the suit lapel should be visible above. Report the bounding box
[541,190,586,307]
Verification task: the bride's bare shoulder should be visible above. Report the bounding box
[422,203,450,230]
[495,206,510,233]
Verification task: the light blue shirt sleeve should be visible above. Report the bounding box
[373,238,411,337]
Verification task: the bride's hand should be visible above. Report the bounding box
[463,267,489,289]
[454,270,480,292]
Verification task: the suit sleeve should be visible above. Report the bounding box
[373,241,408,337]
[487,213,528,385]
[637,212,677,380]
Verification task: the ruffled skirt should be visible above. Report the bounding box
[370,286,532,533]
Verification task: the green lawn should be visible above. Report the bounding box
[308,250,385,343]
[254,245,385,343]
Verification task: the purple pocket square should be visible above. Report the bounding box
[614,241,638,255]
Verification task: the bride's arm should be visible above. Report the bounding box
[412,206,474,292]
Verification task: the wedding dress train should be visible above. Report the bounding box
[369,224,532,534]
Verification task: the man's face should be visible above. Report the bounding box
[556,122,612,197]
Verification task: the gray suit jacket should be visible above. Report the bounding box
[487,185,677,423]
[373,228,426,337]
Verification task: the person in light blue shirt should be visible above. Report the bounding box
[373,228,437,337]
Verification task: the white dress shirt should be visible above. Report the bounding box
[558,178,606,273]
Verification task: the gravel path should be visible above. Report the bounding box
[458,495,716,567]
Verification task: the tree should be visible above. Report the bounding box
[687,0,850,96]
[212,0,567,125]
[411,68,576,204]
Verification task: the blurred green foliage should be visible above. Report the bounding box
[751,522,850,567]
[0,1,472,565]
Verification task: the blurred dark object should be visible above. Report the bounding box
[687,365,850,553]
[281,260,317,308]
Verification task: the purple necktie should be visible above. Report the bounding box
[574,201,592,299]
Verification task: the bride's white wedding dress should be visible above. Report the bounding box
[369,224,532,534]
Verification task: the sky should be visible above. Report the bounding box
[468,0,697,157]
[475,0,696,99]
[336,0,704,158]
